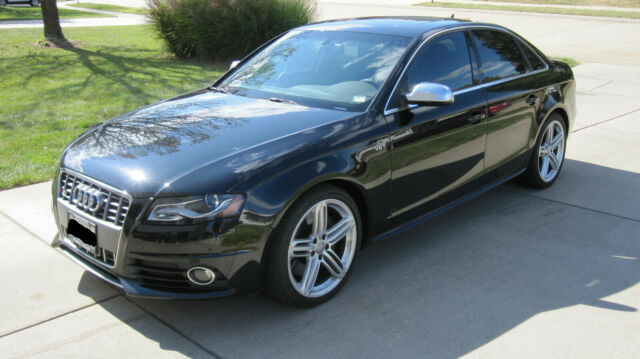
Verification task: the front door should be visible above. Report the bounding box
[385,30,488,226]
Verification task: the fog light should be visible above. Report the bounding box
[187,267,216,285]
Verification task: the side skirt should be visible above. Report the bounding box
[370,169,525,243]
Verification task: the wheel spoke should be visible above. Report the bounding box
[299,256,321,295]
[540,155,550,178]
[541,127,549,146]
[325,217,354,245]
[311,201,327,238]
[322,249,346,279]
[549,154,560,170]
[546,124,554,145]
[289,237,315,258]
[549,133,563,150]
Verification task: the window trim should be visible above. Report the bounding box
[515,37,546,72]
[383,25,549,116]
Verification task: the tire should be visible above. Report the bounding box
[263,184,362,307]
[30,0,40,7]
[519,113,567,188]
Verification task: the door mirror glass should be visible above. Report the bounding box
[404,82,454,106]
[229,60,241,70]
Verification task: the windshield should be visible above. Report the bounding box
[219,30,412,112]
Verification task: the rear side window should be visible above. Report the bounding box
[471,30,529,83]
[520,42,546,71]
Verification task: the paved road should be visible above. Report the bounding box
[1,3,640,359]
[0,2,146,28]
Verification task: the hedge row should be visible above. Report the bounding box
[147,0,316,61]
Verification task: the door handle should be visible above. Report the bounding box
[467,111,486,124]
[525,94,537,106]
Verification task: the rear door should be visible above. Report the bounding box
[469,29,547,179]
[385,30,488,226]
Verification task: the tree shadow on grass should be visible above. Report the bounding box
[73,159,640,358]
[1,42,225,130]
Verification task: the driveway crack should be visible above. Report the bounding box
[0,294,122,339]
[572,107,640,133]
[123,297,223,359]
[499,188,640,224]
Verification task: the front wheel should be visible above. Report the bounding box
[519,113,567,188]
[0,0,7,7]
[30,0,40,7]
[264,185,361,307]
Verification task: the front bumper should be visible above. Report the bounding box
[52,170,270,299]
[57,243,235,299]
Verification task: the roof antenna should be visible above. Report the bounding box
[451,13,455,18]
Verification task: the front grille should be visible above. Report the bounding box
[58,170,130,226]
[127,257,229,293]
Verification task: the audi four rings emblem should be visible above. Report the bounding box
[71,184,104,213]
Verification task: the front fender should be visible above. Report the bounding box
[242,140,391,238]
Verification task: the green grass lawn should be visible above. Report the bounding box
[415,1,640,19]
[0,26,225,189]
[553,57,580,67]
[66,3,148,15]
[0,6,114,21]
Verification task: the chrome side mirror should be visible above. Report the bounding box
[229,60,241,70]
[405,82,454,106]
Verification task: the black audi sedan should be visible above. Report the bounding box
[53,17,575,307]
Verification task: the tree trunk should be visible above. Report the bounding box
[41,0,65,42]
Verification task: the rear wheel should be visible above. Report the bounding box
[30,0,40,7]
[264,185,361,307]
[519,113,567,188]
[0,0,7,7]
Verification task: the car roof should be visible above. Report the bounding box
[296,16,475,38]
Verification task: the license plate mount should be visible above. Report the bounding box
[67,211,99,256]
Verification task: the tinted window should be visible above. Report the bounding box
[471,30,529,83]
[221,30,411,111]
[406,31,474,92]
[520,41,546,70]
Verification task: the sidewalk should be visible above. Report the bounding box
[337,0,640,12]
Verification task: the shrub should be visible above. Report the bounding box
[147,0,316,61]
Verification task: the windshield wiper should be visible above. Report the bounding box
[268,97,298,105]
[208,86,230,94]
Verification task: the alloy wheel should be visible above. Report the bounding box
[287,199,357,298]
[538,119,565,182]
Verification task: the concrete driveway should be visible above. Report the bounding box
[1,3,639,359]
[317,1,640,66]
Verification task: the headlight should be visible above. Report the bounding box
[146,194,245,224]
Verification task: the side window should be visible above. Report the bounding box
[519,41,546,71]
[471,30,529,83]
[407,31,474,91]
[389,31,473,109]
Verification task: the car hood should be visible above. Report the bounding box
[61,89,358,197]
